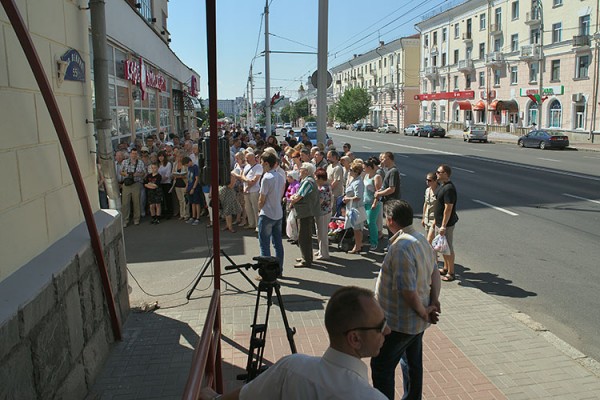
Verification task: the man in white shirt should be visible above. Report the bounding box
[258,152,286,270]
[201,286,390,400]
[239,151,263,229]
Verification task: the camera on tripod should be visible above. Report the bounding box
[225,256,281,282]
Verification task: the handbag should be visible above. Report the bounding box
[123,159,139,186]
[432,234,451,255]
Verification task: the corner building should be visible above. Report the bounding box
[416,0,599,140]
[330,36,421,129]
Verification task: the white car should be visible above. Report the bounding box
[403,124,422,136]
[378,124,398,134]
[463,125,488,143]
[283,122,292,129]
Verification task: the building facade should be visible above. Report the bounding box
[330,36,421,129]
[416,0,599,139]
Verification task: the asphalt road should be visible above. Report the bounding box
[329,129,600,363]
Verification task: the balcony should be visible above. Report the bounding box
[525,10,541,26]
[490,23,502,37]
[424,66,439,80]
[573,35,591,51]
[457,59,474,73]
[462,32,473,43]
[485,52,505,67]
[520,45,540,61]
[430,46,439,56]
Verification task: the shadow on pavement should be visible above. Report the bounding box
[456,264,537,298]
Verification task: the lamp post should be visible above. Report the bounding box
[536,0,544,127]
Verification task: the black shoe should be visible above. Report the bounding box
[155,218,160,224]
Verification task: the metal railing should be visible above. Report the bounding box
[182,290,223,400]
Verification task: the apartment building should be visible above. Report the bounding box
[330,36,421,129]
[416,0,598,138]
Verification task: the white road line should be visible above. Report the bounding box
[331,132,460,156]
[400,173,407,177]
[563,193,600,205]
[363,146,372,150]
[472,199,519,216]
[396,154,409,158]
[537,157,561,162]
[465,155,600,182]
[454,167,475,173]
[583,156,600,160]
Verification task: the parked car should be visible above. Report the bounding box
[283,122,292,129]
[276,123,283,129]
[304,121,317,129]
[334,122,347,130]
[293,129,331,146]
[351,122,362,131]
[463,125,488,143]
[403,124,422,136]
[419,125,446,138]
[360,123,375,132]
[377,124,398,134]
[517,130,569,150]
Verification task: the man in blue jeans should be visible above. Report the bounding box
[371,200,441,399]
[258,152,286,272]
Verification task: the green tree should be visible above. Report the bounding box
[217,110,225,119]
[335,87,371,124]
[294,99,310,120]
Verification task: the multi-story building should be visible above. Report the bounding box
[330,36,421,129]
[416,0,598,139]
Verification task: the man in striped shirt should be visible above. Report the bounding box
[371,200,441,400]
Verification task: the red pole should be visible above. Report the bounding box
[1,0,122,340]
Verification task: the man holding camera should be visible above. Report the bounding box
[120,148,146,227]
[201,286,389,400]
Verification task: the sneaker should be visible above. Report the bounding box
[192,219,200,226]
[186,218,195,224]
[370,245,378,251]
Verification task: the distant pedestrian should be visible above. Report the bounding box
[421,172,438,243]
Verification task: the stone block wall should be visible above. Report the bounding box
[0,210,129,399]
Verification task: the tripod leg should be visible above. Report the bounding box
[238,282,270,382]
[274,283,297,354]
[186,255,213,300]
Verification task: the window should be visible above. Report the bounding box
[424,34,429,47]
[494,38,501,52]
[531,28,540,44]
[453,75,459,90]
[494,69,501,85]
[512,1,519,19]
[442,27,447,42]
[479,71,485,87]
[511,34,519,52]
[454,23,460,38]
[479,43,485,59]
[576,55,590,78]
[548,100,562,128]
[137,0,152,22]
[466,46,473,59]
[424,58,429,68]
[495,8,502,28]
[528,102,538,126]
[422,105,429,120]
[433,31,438,45]
[552,23,562,43]
[442,53,447,66]
[529,62,539,82]
[432,55,437,67]
[431,103,437,121]
[441,77,447,91]
[551,60,560,81]
[480,13,486,30]
[466,74,472,89]
[580,15,591,36]
[432,79,437,92]
[553,0,562,6]
[510,66,518,84]
[423,80,428,93]
[454,49,459,64]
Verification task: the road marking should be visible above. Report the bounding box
[363,146,372,150]
[331,132,461,156]
[472,199,519,216]
[563,193,600,205]
[396,154,409,158]
[537,157,561,162]
[400,172,407,177]
[465,155,600,183]
[454,167,475,173]
[583,155,600,160]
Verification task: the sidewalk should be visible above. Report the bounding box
[447,129,600,152]
[87,226,600,400]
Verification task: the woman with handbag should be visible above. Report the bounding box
[343,160,367,254]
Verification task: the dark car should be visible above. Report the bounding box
[360,123,374,132]
[419,125,446,138]
[517,130,569,150]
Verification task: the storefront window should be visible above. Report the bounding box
[117,86,129,107]
[115,49,127,79]
[548,100,562,128]
[431,103,437,121]
[528,102,538,126]
[106,44,114,76]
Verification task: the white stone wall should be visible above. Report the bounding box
[0,0,96,282]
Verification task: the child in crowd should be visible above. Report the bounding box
[144,163,163,224]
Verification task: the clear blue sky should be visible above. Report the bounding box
[168,0,463,101]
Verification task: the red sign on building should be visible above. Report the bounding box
[124,58,167,100]
[414,90,475,101]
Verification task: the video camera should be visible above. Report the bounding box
[225,256,281,282]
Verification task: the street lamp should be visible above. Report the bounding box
[536,0,544,128]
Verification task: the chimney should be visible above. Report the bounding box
[379,41,385,48]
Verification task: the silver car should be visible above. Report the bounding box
[378,124,398,134]
[403,124,422,136]
[463,125,488,143]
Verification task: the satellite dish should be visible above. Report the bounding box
[311,70,333,89]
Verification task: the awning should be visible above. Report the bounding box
[457,101,472,110]
[488,99,499,111]
[473,100,486,111]
[496,99,519,112]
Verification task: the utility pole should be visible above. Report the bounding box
[264,0,272,136]
[249,64,255,128]
[537,0,544,128]
[316,0,329,144]
[90,0,120,209]
[590,1,599,143]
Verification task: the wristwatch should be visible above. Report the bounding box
[212,395,222,400]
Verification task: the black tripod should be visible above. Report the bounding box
[186,249,257,300]
[237,275,297,382]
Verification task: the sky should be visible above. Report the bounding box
[168,0,464,101]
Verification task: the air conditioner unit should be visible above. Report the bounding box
[572,93,584,102]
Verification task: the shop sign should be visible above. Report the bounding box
[414,90,474,101]
[124,57,167,100]
[60,49,85,82]
[519,85,564,97]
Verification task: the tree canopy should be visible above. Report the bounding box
[334,87,371,124]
